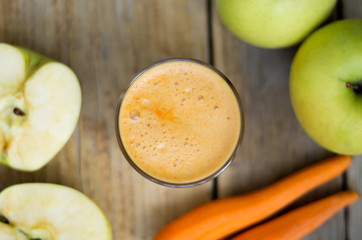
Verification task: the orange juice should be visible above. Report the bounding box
[118,60,242,185]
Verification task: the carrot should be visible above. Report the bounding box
[232,191,359,240]
[154,156,352,240]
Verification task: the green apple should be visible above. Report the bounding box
[217,0,337,48]
[0,183,112,240]
[290,19,362,155]
[0,43,81,171]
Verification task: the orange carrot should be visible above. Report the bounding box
[232,191,359,240]
[154,156,352,240]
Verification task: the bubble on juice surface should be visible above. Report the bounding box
[130,110,140,120]
[198,95,204,101]
[157,143,165,149]
[143,99,151,108]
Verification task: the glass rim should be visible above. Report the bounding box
[115,58,245,188]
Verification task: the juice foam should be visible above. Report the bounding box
[119,60,241,184]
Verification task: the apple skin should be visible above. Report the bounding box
[18,46,51,78]
[290,19,362,155]
[217,0,336,48]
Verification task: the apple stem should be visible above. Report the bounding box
[346,82,361,94]
[13,108,25,116]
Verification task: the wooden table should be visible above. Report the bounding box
[0,1,361,239]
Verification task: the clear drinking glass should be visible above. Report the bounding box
[115,58,244,187]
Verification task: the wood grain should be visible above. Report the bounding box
[0,0,212,239]
[0,0,80,189]
[343,1,362,240]
[212,0,345,239]
[0,0,361,239]
[71,1,212,239]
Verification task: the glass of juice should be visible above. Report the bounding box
[116,59,244,187]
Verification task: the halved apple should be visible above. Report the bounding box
[0,43,81,171]
[0,183,112,239]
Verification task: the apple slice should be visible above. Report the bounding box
[0,43,81,171]
[0,183,112,240]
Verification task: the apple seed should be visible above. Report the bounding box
[13,107,25,116]
[0,214,9,224]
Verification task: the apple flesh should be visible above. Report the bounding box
[290,20,362,155]
[0,183,112,240]
[0,43,81,171]
[0,222,27,240]
[217,0,337,48]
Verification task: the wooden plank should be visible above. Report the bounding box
[0,1,80,189]
[346,156,362,240]
[0,0,212,239]
[342,2,362,240]
[66,0,212,239]
[211,1,345,239]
